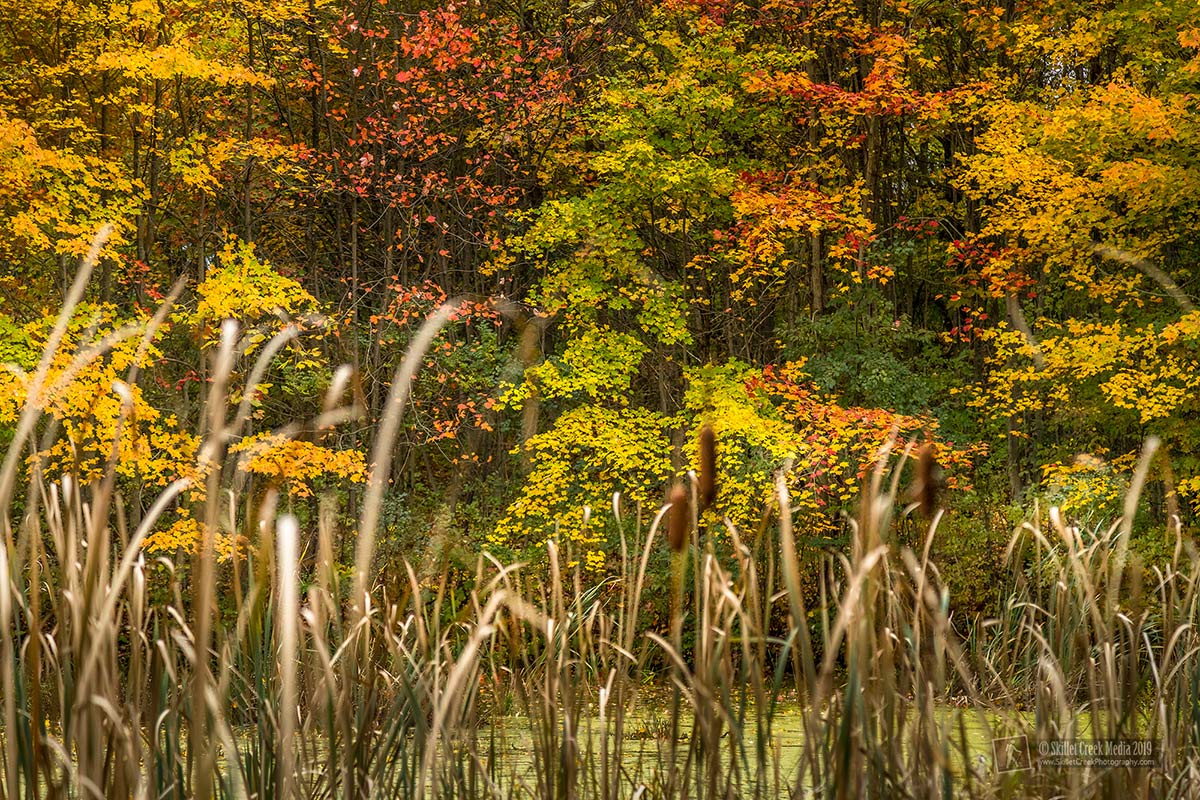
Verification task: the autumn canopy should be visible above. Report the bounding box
[2,0,1199,592]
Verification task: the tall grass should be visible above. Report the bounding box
[2,244,1200,798]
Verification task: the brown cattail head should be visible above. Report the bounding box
[915,442,942,518]
[698,423,718,513]
[667,482,690,552]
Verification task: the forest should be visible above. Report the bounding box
[2,0,1200,796]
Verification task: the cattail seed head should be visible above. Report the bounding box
[699,423,717,513]
[915,442,941,518]
[667,482,689,552]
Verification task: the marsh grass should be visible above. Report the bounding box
[2,239,1200,798]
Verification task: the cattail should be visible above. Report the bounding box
[698,423,718,513]
[667,482,690,552]
[915,442,941,518]
[276,514,300,800]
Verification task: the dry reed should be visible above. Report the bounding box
[1,236,1197,799]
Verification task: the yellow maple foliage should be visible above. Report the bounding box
[230,433,366,498]
[0,304,201,487]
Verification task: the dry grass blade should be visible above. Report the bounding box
[354,301,462,620]
[0,225,112,524]
[1109,436,1160,611]
[277,514,300,800]
[191,318,241,800]
[1093,244,1196,312]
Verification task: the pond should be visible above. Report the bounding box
[451,699,1045,794]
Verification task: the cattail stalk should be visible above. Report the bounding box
[698,423,717,513]
[191,318,240,800]
[915,442,940,519]
[667,483,689,553]
[277,514,300,800]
